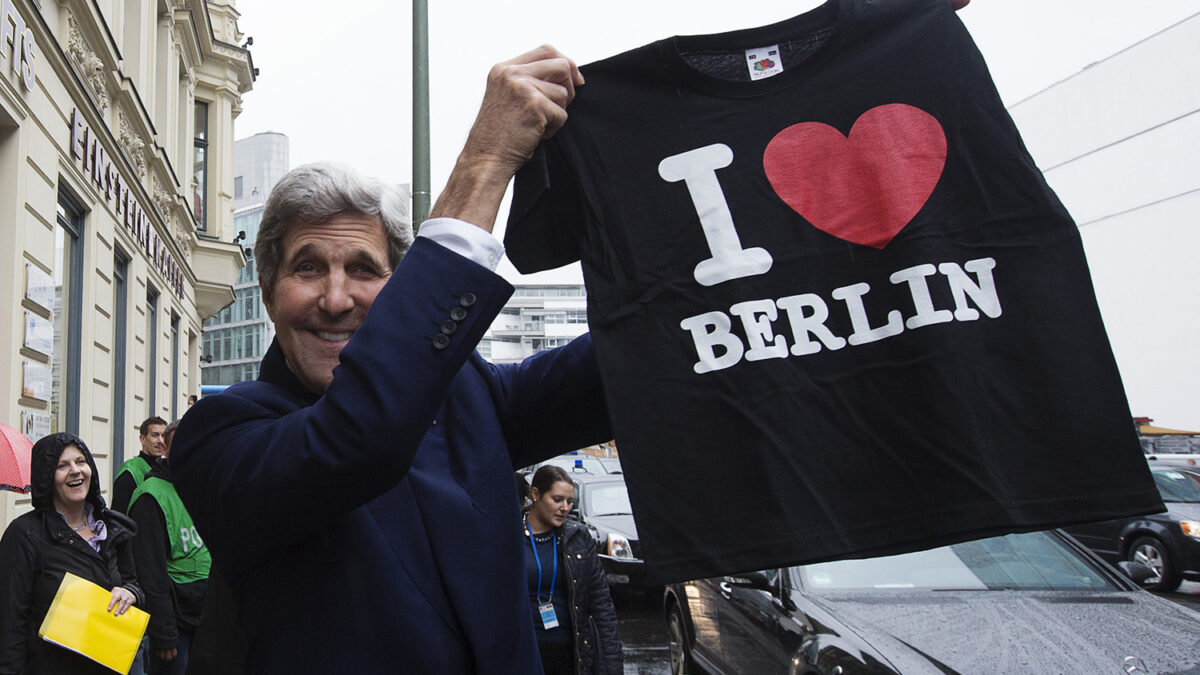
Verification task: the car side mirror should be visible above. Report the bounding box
[566,510,581,522]
[726,571,773,592]
[1118,561,1156,586]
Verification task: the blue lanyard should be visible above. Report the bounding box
[525,518,558,602]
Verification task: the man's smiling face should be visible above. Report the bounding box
[262,213,392,394]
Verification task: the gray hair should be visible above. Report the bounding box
[255,162,414,289]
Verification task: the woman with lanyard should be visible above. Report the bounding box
[523,465,623,675]
[0,433,143,673]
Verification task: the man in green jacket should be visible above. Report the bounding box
[111,416,168,513]
[129,457,210,674]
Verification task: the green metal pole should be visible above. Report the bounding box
[412,0,431,230]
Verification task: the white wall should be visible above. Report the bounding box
[1010,14,1200,429]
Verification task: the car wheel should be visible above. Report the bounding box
[1129,536,1182,592]
[667,601,697,675]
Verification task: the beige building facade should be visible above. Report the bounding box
[1,0,252,528]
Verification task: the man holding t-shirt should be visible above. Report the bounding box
[171,46,611,673]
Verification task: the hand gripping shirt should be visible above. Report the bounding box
[506,0,1163,583]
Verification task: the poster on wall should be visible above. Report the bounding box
[21,410,51,441]
[21,359,51,401]
[25,263,56,310]
[24,311,53,356]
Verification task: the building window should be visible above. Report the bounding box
[147,287,159,415]
[234,209,263,248]
[170,313,180,419]
[234,175,243,200]
[53,189,85,434]
[236,255,257,284]
[112,251,129,460]
[193,102,209,231]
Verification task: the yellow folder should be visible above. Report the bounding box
[37,572,149,674]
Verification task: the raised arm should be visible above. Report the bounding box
[487,334,612,470]
[432,45,583,231]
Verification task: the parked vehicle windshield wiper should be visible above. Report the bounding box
[932,586,1022,591]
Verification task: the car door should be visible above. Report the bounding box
[683,578,733,672]
[713,570,802,673]
[1063,517,1127,561]
[1065,470,1175,562]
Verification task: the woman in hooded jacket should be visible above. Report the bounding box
[0,432,144,674]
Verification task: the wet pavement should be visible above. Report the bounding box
[613,587,670,675]
[1162,579,1200,612]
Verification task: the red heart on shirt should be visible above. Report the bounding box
[763,103,946,249]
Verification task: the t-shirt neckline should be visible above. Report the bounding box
[652,0,853,98]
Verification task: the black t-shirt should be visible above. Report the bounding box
[506,0,1162,584]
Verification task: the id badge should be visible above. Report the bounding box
[538,602,560,629]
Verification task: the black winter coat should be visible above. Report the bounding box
[0,508,143,674]
[559,519,623,675]
[0,432,144,674]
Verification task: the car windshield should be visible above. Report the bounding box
[1153,468,1200,503]
[586,483,633,516]
[796,531,1119,593]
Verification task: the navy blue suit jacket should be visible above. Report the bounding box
[173,239,610,673]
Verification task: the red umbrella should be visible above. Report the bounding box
[0,422,34,494]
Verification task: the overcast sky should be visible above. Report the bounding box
[233,0,1200,266]
[231,0,1200,428]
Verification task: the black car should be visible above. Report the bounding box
[664,530,1200,674]
[1063,463,1200,591]
[567,473,646,587]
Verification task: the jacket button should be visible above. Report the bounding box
[439,319,458,335]
[432,333,451,350]
[450,307,468,322]
[459,293,477,307]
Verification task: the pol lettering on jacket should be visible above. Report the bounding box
[681,257,1002,374]
[180,526,203,553]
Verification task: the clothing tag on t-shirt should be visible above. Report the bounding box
[745,45,783,80]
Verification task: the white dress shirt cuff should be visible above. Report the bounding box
[416,218,505,271]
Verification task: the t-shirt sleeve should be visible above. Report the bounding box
[504,140,586,273]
